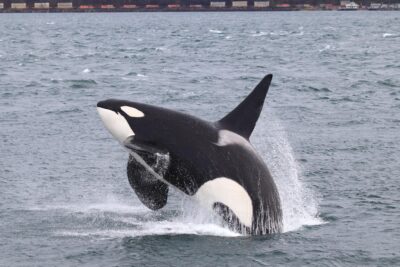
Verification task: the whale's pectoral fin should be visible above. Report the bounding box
[127,153,169,210]
[217,74,273,139]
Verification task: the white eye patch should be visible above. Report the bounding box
[121,106,145,118]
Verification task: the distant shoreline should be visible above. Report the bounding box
[1,8,400,13]
[1,1,400,13]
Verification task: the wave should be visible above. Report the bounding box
[122,73,148,81]
[65,79,97,89]
[29,202,148,215]
[209,29,223,34]
[383,33,398,38]
[251,31,269,37]
[319,44,334,53]
[155,47,168,52]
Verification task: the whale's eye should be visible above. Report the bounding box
[121,106,145,118]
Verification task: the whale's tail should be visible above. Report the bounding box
[217,74,273,140]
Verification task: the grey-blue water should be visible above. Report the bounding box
[1,11,399,266]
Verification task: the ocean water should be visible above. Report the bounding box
[0,11,399,266]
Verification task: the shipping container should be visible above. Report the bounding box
[254,1,269,7]
[57,2,73,8]
[34,2,50,8]
[11,3,26,8]
[210,1,225,7]
[232,1,247,7]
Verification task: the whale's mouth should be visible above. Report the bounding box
[123,136,168,156]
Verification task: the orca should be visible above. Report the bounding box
[97,74,282,235]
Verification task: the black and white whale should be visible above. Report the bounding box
[97,74,282,235]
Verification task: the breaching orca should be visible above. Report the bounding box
[97,74,282,235]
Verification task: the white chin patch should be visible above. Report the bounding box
[97,107,134,143]
[194,177,253,228]
[121,106,145,118]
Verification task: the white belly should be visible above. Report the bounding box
[194,177,253,228]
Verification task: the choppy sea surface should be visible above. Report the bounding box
[0,11,399,266]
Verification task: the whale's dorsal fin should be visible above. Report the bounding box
[217,74,273,139]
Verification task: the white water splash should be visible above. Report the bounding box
[82,68,91,73]
[253,113,324,232]
[209,29,223,34]
[37,195,239,238]
[56,222,239,239]
[53,196,238,238]
[382,33,397,38]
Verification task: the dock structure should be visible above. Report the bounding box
[0,0,276,11]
